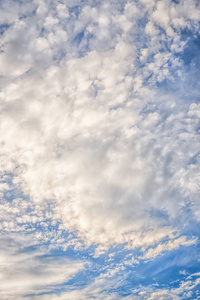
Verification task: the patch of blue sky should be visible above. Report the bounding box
[72,30,94,58]
[57,242,200,297]
[38,235,198,292]
[180,33,200,65]
[67,3,84,16]
[0,24,10,36]
[143,246,199,279]
[63,263,99,290]
[188,152,200,165]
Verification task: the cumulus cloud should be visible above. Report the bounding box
[1,53,199,253]
[1,0,200,248]
[0,0,200,298]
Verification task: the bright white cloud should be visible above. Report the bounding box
[0,0,200,298]
[1,0,200,252]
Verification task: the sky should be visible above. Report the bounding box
[0,0,200,299]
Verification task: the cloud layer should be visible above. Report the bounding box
[0,0,200,298]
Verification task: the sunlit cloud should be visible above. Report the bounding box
[0,0,200,298]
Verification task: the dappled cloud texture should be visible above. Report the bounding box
[0,0,200,298]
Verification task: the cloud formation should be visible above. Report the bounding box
[0,0,200,298]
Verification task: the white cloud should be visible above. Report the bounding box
[0,233,84,299]
[133,271,200,300]
[0,0,200,267]
[142,236,197,260]
[28,262,130,300]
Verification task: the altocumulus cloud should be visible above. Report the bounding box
[0,0,200,299]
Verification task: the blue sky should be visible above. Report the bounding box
[0,0,200,299]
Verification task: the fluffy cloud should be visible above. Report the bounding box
[0,0,200,298]
[1,0,200,250]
